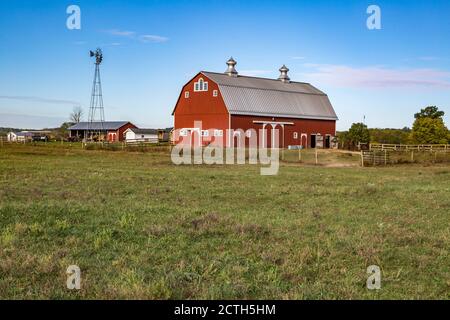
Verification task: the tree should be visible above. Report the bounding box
[70,106,83,123]
[414,106,445,120]
[411,106,449,144]
[347,122,370,149]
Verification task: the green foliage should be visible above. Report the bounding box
[339,123,370,149]
[411,117,450,144]
[411,106,449,144]
[414,106,445,120]
[369,127,411,145]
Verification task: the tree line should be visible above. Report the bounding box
[338,106,450,149]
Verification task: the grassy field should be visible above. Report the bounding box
[0,143,449,299]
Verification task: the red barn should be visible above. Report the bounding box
[172,58,338,148]
[69,121,137,142]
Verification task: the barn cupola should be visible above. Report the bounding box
[225,57,238,77]
[278,65,290,83]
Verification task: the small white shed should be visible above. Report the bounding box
[124,128,158,143]
[7,132,17,142]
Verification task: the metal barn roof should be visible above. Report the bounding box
[201,71,338,120]
[127,128,158,135]
[69,121,131,130]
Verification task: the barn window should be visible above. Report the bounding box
[180,129,188,137]
[185,91,189,98]
[293,132,298,139]
[194,78,209,92]
[214,130,223,137]
[201,130,209,137]
[213,90,218,97]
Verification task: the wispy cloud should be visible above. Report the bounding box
[104,29,168,44]
[139,34,169,43]
[418,56,438,61]
[106,29,136,37]
[0,95,81,106]
[300,64,450,89]
[239,70,272,77]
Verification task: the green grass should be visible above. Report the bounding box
[0,143,449,299]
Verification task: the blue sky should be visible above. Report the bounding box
[0,0,449,130]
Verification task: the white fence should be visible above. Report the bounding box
[370,144,450,152]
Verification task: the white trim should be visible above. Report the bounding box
[253,120,294,125]
[194,78,209,92]
[228,114,231,148]
[235,112,338,121]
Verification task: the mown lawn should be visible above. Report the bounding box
[0,143,448,299]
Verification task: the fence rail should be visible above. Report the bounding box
[361,150,390,166]
[370,143,450,152]
[124,139,158,146]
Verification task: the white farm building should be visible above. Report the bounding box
[123,128,158,143]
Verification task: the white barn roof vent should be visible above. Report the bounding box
[225,57,238,77]
[278,65,290,83]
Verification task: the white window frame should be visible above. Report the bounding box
[214,130,223,137]
[180,129,188,137]
[185,91,189,98]
[194,78,209,92]
[213,90,218,97]
[201,130,209,137]
[293,132,298,139]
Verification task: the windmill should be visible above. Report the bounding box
[86,48,105,142]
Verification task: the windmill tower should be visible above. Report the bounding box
[86,48,105,141]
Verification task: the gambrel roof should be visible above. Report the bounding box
[201,71,338,121]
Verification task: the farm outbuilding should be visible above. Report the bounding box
[124,128,158,143]
[69,121,136,142]
[158,127,173,142]
[172,58,338,148]
[7,131,40,142]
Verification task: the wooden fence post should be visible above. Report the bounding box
[411,151,414,162]
[384,150,387,165]
[315,149,318,165]
[361,150,364,167]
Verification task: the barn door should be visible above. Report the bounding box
[310,134,317,148]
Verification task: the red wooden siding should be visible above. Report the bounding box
[173,73,229,145]
[107,122,137,142]
[231,115,336,148]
